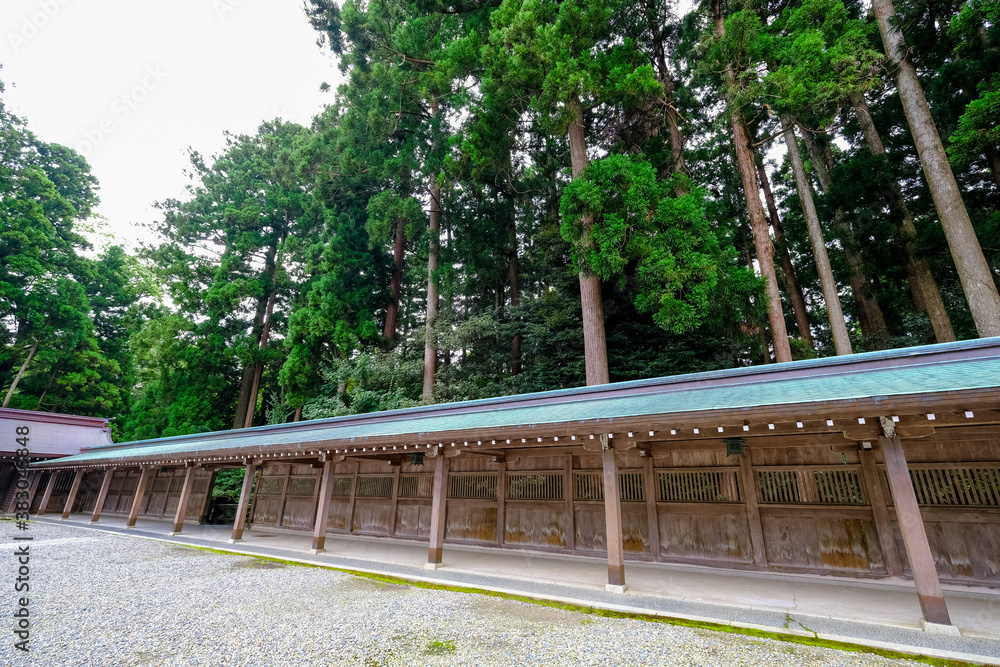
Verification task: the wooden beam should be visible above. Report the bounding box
[496,461,506,547]
[602,443,626,591]
[126,467,152,528]
[643,456,661,560]
[171,467,197,535]
[858,448,901,576]
[35,470,59,516]
[311,459,334,552]
[90,467,115,524]
[738,448,767,567]
[230,463,257,542]
[426,455,450,568]
[60,470,85,519]
[197,469,217,524]
[879,432,951,626]
[388,464,401,537]
[346,461,360,534]
[564,454,576,551]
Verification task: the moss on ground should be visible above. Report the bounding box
[169,544,981,667]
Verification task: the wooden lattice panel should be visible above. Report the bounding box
[449,473,497,499]
[657,469,741,503]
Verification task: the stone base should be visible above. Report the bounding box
[89,521,101,525]
[308,548,326,555]
[605,584,628,594]
[228,538,243,544]
[123,524,137,530]
[425,562,444,570]
[169,532,183,536]
[921,620,961,636]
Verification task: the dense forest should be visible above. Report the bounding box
[1,0,998,444]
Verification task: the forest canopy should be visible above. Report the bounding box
[1,0,998,443]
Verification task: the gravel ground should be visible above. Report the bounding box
[1,521,932,666]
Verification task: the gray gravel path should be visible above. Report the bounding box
[0,521,945,666]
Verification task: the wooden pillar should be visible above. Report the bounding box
[388,464,401,537]
[35,470,59,516]
[426,455,450,568]
[230,462,257,542]
[171,467,197,534]
[345,462,360,533]
[563,454,576,551]
[880,433,952,627]
[91,467,116,524]
[198,469,217,524]
[60,470,85,519]
[126,467,152,528]
[738,448,767,567]
[643,455,661,560]
[11,470,43,513]
[311,459,334,552]
[602,443,626,592]
[859,448,902,576]
[496,461,506,546]
[277,464,292,528]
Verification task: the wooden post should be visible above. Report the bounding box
[311,459,334,552]
[126,467,152,528]
[426,455,450,568]
[198,469,217,524]
[738,448,768,567]
[277,464,292,528]
[60,470,85,519]
[564,454,576,551]
[35,470,59,516]
[388,464,401,537]
[346,461,360,533]
[91,468,115,524]
[859,448,902,576]
[14,470,43,513]
[602,442,626,592]
[171,467,197,534]
[643,455,661,560]
[496,461,506,546]
[230,462,257,542]
[879,433,952,627]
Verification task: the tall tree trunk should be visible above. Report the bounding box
[871,0,1000,337]
[713,0,792,363]
[646,0,684,177]
[848,92,956,343]
[754,151,813,347]
[508,204,522,376]
[799,126,890,347]
[780,117,853,355]
[383,210,406,345]
[233,241,278,429]
[422,96,442,401]
[2,339,38,408]
[568,95,610,385]
[243,248,283,429]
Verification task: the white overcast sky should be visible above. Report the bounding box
[1,0,343,250]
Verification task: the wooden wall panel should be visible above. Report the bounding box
[445,502,497,543]
[574,504,606,551]
[394,500,432,539]
[504,502,566,548]
[185,471,213,520]
[352,499,393,535]
[761,513,884,573]
[903,437,1000,464]
[282,497,317,529]
[658,509,754,563]
[327,499,352,531]
[253,496,284,526]
[895,518,1000,584]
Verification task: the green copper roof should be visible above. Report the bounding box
[34,338,1000,467]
